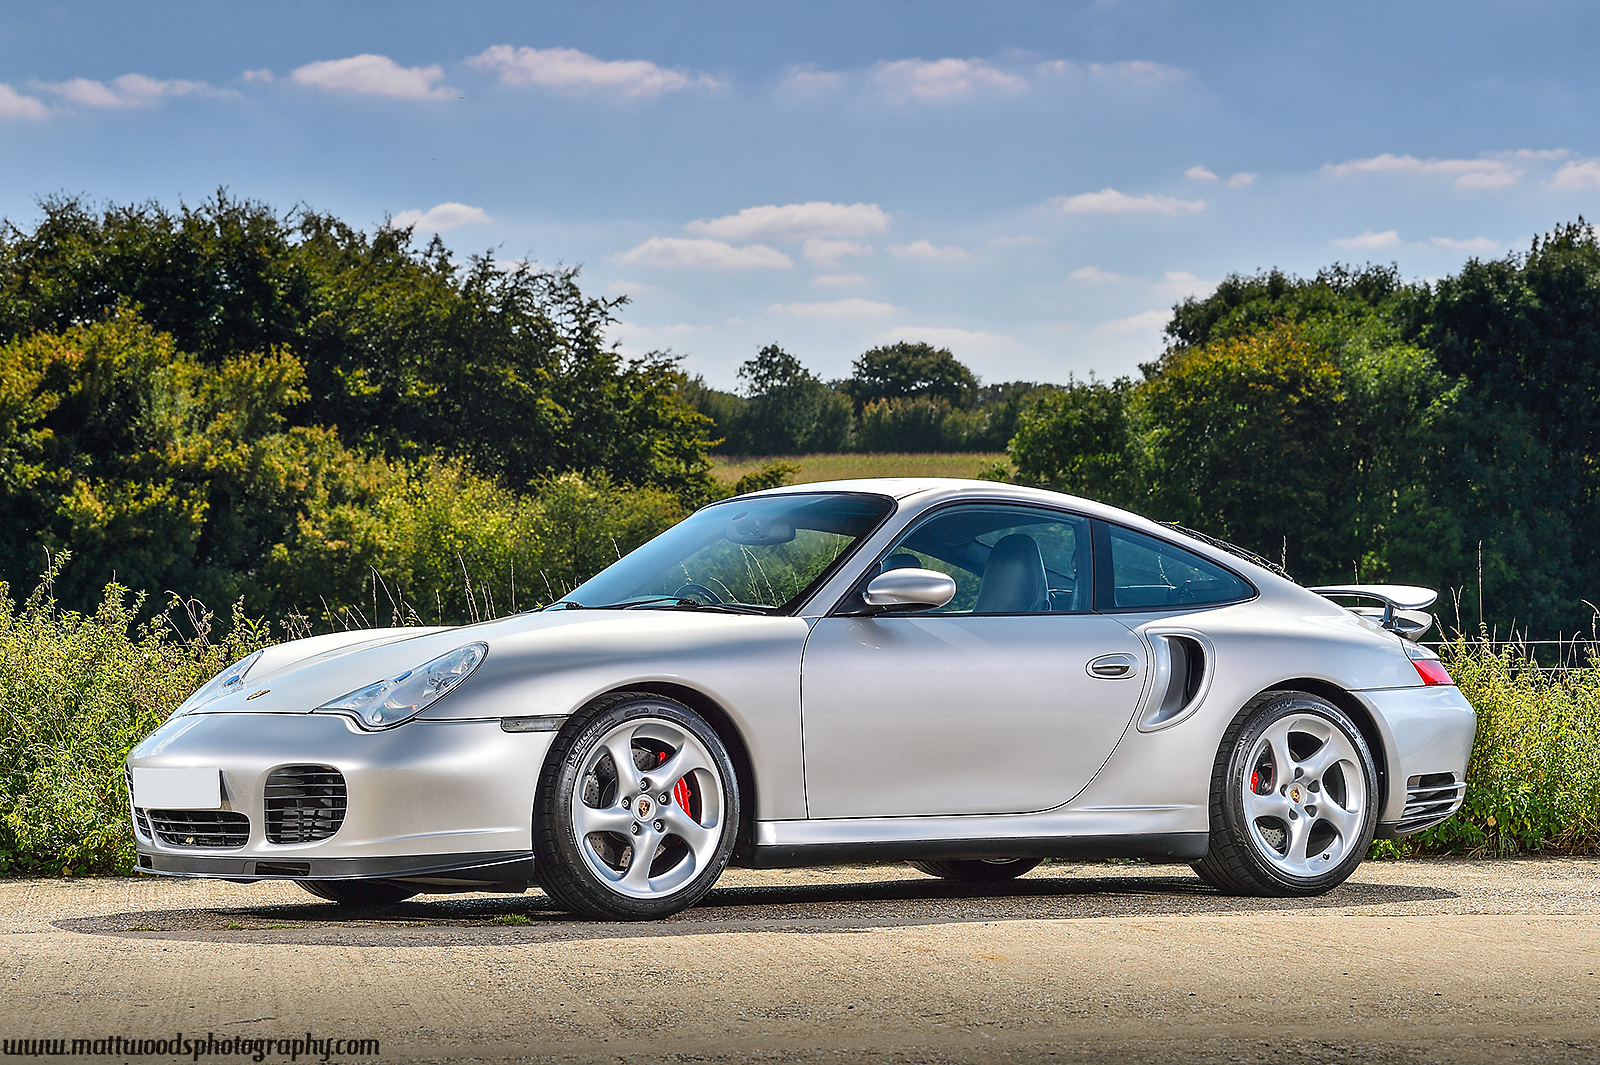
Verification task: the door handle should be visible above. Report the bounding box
[1086,653,1139,679]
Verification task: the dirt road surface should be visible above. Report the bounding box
[3,859,1599,1064]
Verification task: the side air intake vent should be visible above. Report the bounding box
[125,769,152,840]
[264,765,347,844]
[1395,772,1466,832]
[1140,634,1208,730]
[149,810,250,848]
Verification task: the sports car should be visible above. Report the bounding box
[127,478,1475,918]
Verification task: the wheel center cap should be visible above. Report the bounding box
[635,797,653,819]
[1289,785,1303,804]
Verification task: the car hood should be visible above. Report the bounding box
[183,608,800,718]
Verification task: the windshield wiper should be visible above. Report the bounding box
[583,595,773,615]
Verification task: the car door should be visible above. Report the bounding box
[799,503,1149,819]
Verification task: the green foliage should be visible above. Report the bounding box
[0,193,716,499]
[734,345,854,454]
[0,565,273,875]
[1375,641,1600,858]
[1009,377,1137,505]
[730,461,799,496]
[842,341,979,410]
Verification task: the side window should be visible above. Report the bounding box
[1103,524,1252,609]
[874,505,1091,614]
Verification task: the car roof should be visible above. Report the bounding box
[746,477,1312,598]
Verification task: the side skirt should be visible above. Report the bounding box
[748,832,1208,869]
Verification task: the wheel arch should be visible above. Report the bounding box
[595,681,759,862]
[1257,679,1391,814]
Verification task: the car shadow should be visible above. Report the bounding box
[57,868,1459,946]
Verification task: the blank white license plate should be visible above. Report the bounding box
[131,767,222,810]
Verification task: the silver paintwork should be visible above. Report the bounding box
[860,568,958,611]
[128,477,1476,890]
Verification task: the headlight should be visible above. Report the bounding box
[171,649,264,718]
[315,643,486,729]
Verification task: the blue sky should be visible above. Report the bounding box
[3,1,1599,389]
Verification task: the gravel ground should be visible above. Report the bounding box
[3,859,1599,1063]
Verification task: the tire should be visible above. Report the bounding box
[1192,691,1379,897]
[297,880,419,906]
[909,857,1042,881]
[534,692,739,920]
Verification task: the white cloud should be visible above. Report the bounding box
[388,202,491,232]
[1069,265,1125,283]
[1323,153,1521,190]
[606,279,660,295]
[988,234,1046,247]
[291,55,452,100]
[1332,230,1403,250]
[614,237,792,270]
[811,273,871,287]
[783,64,845,96]
[1035,59,1186,86]
[36,73,210,108]
[0,83,48,119]
[874,58,1027,101]
[467,45,716,98]
[888,240,967,261]
[769,298,896,320]
[1228,172,1257,188]
[1051,188,1206,215]
[241,68,274,84]
[1430,236,1499,252]
[1185,165,1218,182]
[1550,159,1600,191]
[802,238,872,266]
[1151,271,1216,300]
[874,325,1026,358]
[687,201,891,242]
[1095,309,1168,334]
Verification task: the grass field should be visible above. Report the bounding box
[712,452,1008,485]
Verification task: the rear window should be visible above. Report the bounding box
[1102,524,1252,609]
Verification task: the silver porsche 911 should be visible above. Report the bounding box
[127,478,1474,919]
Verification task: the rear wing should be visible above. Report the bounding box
[1309,584,1437,641]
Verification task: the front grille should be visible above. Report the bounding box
[148,810,250,848]
[264,765,347,844]
[1396,772,1466,831]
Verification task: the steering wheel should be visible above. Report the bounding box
[674,582,724,605]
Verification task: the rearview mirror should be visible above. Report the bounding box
[860,568,957,613]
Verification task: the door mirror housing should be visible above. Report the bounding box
[858,568,957,614]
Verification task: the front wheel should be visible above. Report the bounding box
[909,857,1041,881]
[297,880,418,906]
[1192,692,1378,896]
[534,693,739,920]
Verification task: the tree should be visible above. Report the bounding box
[735,345,852,454]
[1009,378,1137,505]
[0,193,716,499]
[843,342,979,410]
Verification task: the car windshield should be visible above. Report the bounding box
[557,492,894,613]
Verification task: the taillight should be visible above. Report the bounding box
[1404,643,1455,685]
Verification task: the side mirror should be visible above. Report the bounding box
[859,568,957,613]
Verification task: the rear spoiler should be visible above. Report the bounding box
[1309,585,1438,641]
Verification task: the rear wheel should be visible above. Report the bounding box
[534,692,739,920]
[1193,692,1378,896]
[909,857,1041,881]
[297,880,418,906]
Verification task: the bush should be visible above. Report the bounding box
[0,568,273,875]
[1376,640,1600,858]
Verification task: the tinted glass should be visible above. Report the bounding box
[563,493,892,611]
[875,505,1091,614]
[1107,525,1252,608]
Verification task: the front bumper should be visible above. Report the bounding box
[127,712,555,880]
[1357,684,1476,837]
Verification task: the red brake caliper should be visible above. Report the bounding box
[658,751,694,817]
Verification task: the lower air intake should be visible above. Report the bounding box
[148,810,250,848]
[1396,772,1466,832]
[264,765,348,844]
